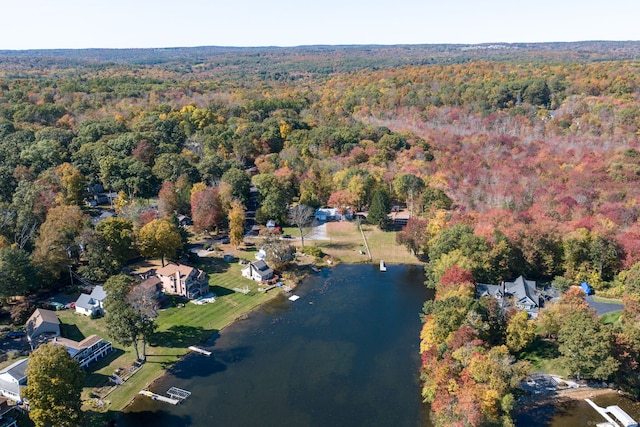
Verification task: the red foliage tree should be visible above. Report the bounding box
[190,186,224,234]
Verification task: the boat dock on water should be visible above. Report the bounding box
[585,398,638,427]
[379,260,387,272]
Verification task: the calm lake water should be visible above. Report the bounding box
[118,263,433,427]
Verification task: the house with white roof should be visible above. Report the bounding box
[74,285,107,316]
[0,359,28,403]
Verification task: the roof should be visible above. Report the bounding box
[75,293,97,310]
[55,335,103,357]
[248,260,273,278]
[0,359,28,382]
[505,276,538,307]
[25,308,60,338]
[156,262,197,278]
[90,285,106,301]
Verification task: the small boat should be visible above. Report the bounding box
[379,260,387,272]
[311,266,321,273]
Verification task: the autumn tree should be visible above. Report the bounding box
[32,204,86,284]
[396,217,429,257]
[228,200,246,248]
[55,162,85,206]
[558,309,619,380]
[25,343,85,427]
[190,186,224,234]
[288,204,314,246]
[137,218,183,266]
[505,310,537,353]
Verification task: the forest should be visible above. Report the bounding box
[0,41,640,426]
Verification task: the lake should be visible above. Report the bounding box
[118,263,433,427]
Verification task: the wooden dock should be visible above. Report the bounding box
[188,345,212,356]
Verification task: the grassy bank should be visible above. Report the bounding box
[57,257,280,424]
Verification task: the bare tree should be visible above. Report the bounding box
[288,204,315,247]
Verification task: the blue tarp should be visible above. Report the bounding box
[580,282,592,295]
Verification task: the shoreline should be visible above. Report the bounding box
[516,386,621,414]
[119,286,285,412]
[117,261,319,412]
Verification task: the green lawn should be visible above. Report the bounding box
[600,310,623,325]
[57,257,281,423]
[519,337,568,375]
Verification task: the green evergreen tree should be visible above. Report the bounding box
[367,189,390,229]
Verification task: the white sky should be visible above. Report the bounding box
[1,0,638,50]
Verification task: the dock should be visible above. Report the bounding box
[585,398,638,427]
[139,387,192,405]
[188,345,212,356]
[138,390,180,405]
[379,260,387,272]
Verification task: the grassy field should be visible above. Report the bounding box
[519,337,569,376]
[300,221,419,265]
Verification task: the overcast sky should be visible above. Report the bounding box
[1,0,638,50]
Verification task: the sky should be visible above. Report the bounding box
[1,0,639,50]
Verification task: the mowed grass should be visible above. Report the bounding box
[519,337,568,375]
[308,221,418,264]
[57,256,279,419]
[600,310,623,325]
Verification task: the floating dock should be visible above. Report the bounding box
[188,346,212,356]
[585,398,638,427]
[288,295,300,301]
[138,390,180,405]
[379,260,387,272]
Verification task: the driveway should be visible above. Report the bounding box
[585,295,623,315]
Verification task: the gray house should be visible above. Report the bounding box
[477,275,540,317]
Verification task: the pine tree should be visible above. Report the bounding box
[367,189,390,229]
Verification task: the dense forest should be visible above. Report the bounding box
[1,42,640,426]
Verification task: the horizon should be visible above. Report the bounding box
[0,39,638,53]
[1,0,639,50]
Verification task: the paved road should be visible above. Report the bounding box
[585,295,623,315]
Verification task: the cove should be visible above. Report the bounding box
[117,263,433,427]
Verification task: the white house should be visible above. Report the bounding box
[0,359,28,402]
[242,260,274,282]
[54,335,113,368]
[75,285,107,316]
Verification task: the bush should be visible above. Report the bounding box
[299,246,324,258]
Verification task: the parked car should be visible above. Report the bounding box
[6,331,25,339]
